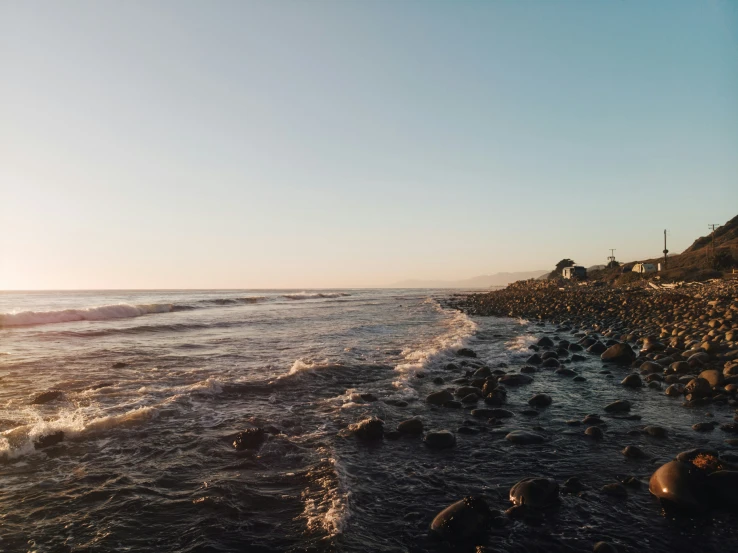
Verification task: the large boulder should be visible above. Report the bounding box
[699,369,722,388]
[509,477,559,508]
[601,343,636,364]
[397,419,423,435]
[232,428,267,450]
[528,393,552,407]
[430,496,495,542]
[621,374,643,388]
[684,377,711,398]
[649,460,708,511]
[587,342,608,355]
[537,337,554,348]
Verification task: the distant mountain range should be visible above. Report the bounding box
[391,270,549,289]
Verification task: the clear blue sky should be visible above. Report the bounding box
[1,0,737,289]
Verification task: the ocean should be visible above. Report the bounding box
[1,290,736,552]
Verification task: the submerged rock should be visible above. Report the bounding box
[528,393,552,407]
[348,418,383,441]
[397,419,423,435]
[604,400,631,413]
[601,343,636,364]
[426,390,454,405]
[457,348,477,358]
[424,430,456,449]
[232,428,267,450]
[31,390,63,405]
[430,496,495,542]
[34,431,64,449]
[509,477,559,508]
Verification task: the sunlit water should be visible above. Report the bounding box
[1,290,736,552]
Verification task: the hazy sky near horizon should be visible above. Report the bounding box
[2,1,737,289]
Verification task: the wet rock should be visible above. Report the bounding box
[112,362,128,369]
[720,423,738,434]
[604,400,631,413]
[593,542,618,553]
[34,431,64,449]
[562,477,587,494]
[649,460,708,511]
[233,428,267,450]
[640,361,663,374]
[432,377,444,385]
[31,390,63,405]
[665,384,685,397]
[541,351,559,360]
[582,414,604,425]
[397,418,423,435]
[685,378,712,398]
[528,393,552,407]
[520,366,537,374]
[585,426,604,440]
[429,496,495,542]
[643,425,667,438]
[542,358,561,368]
[455,386,483,398]
[457,348,477,358]
[360,393,378,402]
[699,369,722,388]
[622,445,649,459]
[457,426,480,435]
[444,400,462,409]
[601,343,636,364]
[509,477,559,508]
[424,430,456,449]
[571,354,587,362]
[505,430,545,445]
[573,375,587,382]
[555,367,577,376]
[538,337,554,348]
[707,470,738,508]
[426,390,454,405]
[621,374,643,388]
[587,342,608,355]
[527,353,542,365]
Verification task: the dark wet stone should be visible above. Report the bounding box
[570,354,587,362]
[594,542,618,553]
[604,400,631,413]
[643,426,667,438]
[426,390,454,405]
[600,483,627,497]
[541,351,559,360]
[233,428,267,450]
[585,426,604,439]
[621,374,642,388]
[707,470,738,508]
[385,431,401,440]
[582,414,604,425]
[520,366,537,374]
[424,430,456,449]
[432,377,444,385]
[566,419,582,426]
[445,363,459,371]
[555,367,577,376]
[509,477,559,508]
[429,496,495,542]
[112,362,128,369]
[397,418,423,435]
[457,348,477,358]
[562,477,587,494]
[526,353,542,365]
[31,390,63,405]
[573,376,587,382]
[360,393,378,402]
[720,423,738,434]
[505,431,545,445]
[444,400,463,409]
[622,445,649,459]
[693,422,717,432]
[587,342,608,354]
[537,337,554,348]
[461,394,480,404]
[601,343,636,364]
[528,393,552,407]
[520,409,539,417]
[34,431,64,449]
[457,426,480,435]
[542,358,561,369]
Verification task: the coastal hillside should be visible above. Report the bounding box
[392,270,549,289]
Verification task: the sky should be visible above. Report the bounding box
[1,0,737,289]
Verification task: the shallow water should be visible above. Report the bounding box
[1,290,737,552]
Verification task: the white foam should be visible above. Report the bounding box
[282,292,351,300]
[505,334,538,352]
[0,303,174,327]
[301,451,350,537]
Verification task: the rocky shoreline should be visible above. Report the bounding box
[409,278,738,549]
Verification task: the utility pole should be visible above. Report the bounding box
[607,249,616,268]
[708,224,720,265]
[663,230,668,269]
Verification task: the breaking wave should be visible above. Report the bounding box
[282,292,351,300]
[0,303,175,328]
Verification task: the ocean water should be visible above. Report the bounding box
[1,290,737,553]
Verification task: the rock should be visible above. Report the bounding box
[444,400,462,409]
[643,426,667,438]
[455,386,483,398]
[541,351,559,360]
[527,353,542,365]
[509,477,559,508]
[429,496,495,542]
[685,378,712,398]
[499,374,533,386]
[699,369,722,388]
[649,461,708,511]
[360,393,378,402]
[604,400,631,413]
[232,428,267,450]
[542,358,561,368]
[573,375,587,382]
[693,422,717,432]
[707,470,738,508]
[665,384,685,397]
[397,419,423,435]
[622,445,649,459]
[457,348,477,358]
[432,377,444,385]
[520,366,537,374]
[30,390,63,405]
[582,414,604,425]
[473,366,491,378]
[384,399,408,407]
[621,374,643,388]
[112,362,128,368]
[34,431,64,449]
[601,343,636,364]
[585,426,603,439]
[640,361,663,374]
[426,390,454,405]
[555,367,577,376]
[571,354,587,362]
[593,542,618,553]
[587,342,608,355]
[528,394,552,407]
[538,337,554,348]
[562,477,587,494]
[424,430,456,449]
[505,431,545,445]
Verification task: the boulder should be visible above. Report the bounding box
[542,358,561,368]
[430,496,497,542]
[538,337,554,348]
[505,431,545,445]
[643,425,667,438]
[601,343,636,364]
[426,390,454,405]
[649,460,708,511]
[585,426,603,440]
[604,400,631,413]
[457,348,477,358]
[397,419,423,435]
[699,369,722,388]
[587,342,608,355]
[526,353,542,365]
[528,393,552,407]
[684,378,711,398]
[621,374,643,388]
[622,445,649,459]
[509,477,559,508]
[594,542,618,553]
[34,431,65,449]
[31,390,64,405]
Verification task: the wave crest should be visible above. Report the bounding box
[0,303,174,328]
